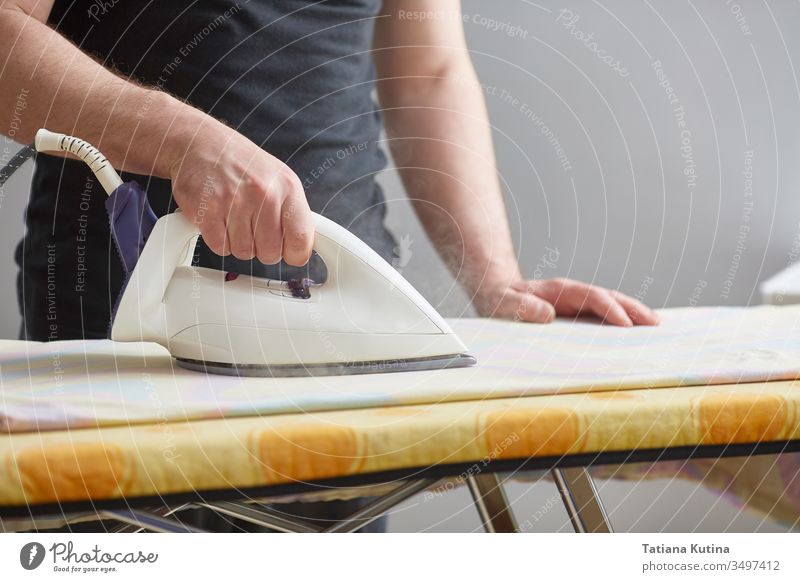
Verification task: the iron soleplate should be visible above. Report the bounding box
[175,353,477,378]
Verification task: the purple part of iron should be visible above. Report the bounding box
[225,271,239,282]
[106,181,159,336]
[105,181,158,274]
[287,277,315,299]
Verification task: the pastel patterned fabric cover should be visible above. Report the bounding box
[2,306,800,432]
[0,306,799,525]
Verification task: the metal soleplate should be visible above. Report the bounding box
[175,353,477,378]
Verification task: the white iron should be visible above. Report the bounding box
[30,129,476,377]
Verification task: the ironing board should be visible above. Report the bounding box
[2,307,800,532]
[1,380,799,532]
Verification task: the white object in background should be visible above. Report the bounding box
[759,262,800,305]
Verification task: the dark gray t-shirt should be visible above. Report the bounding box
[17,0,394,340]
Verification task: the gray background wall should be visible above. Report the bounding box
[1,1,798,531]
[382,0,800,318]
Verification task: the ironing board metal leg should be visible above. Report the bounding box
[107,504,191,533]
[552,467,613,533]
[198,501,322,533]
[466,473,518,533]
[101,508,206,533]
[323,478,440,533]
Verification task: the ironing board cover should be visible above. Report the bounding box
[1,306,800,432]
[0,379,798,524]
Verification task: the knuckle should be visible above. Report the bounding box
[287,228,313,250]
[282,197,309,223]
[262,244,282,258]
[280,169,303,195]
[588,288,608,303]
[252,210,280,229]
[241,173,269,194]
[258,238,283,258]
[522,280,540,295]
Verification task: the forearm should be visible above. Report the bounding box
[379,59,521,293]
[0,6,211,178]
[0,6,314,265]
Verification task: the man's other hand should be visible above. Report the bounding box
[473,277,661,326]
